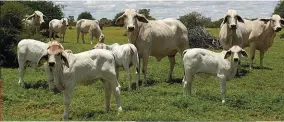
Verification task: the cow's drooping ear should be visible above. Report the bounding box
[280,19,284,26]
[61,52,69,68]
[136,14,148,23]
[59,43,65,50]
[224,50,232,59]
[260,18,271,24]
[115,14,125,26]
[38,53,48,66]
[26,13,35,20]
[222,15,229,24]
[240,49,248,57]
[237,15,244,23]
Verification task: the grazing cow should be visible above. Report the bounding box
[38,41,122,120]
[243,14,284,69]
[94,42,140,91]
[182,45,248,103]
[22,11,45,34]
[49,18,69,42]
[115,9,189,83]
[76,19,104,44]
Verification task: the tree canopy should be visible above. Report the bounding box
[138,9,155,20]
[77,11,94,21]
[274,0,284,18]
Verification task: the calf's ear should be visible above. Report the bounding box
[115,14,125,26]
[240,49,248,57]
[61,52,69,68]
[260,18,271,24]
[136,14,148,23]
[38,53,48,66]
[237,15,244,23]
[222,15,229,24]
[224,50,232,59]
[280,19,284,26]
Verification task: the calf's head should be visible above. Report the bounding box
[62,18,69,26]
[260,14,283,32]
[115,9,149,32]
[224,45,248,63]
[93,42,106,49]
[27,11,45,24]
[39,41,69,68]
[222,9,244,30]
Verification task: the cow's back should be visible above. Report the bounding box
[140,18,188,59]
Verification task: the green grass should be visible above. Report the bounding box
[2,27,284,120]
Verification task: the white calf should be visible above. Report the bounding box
[182,45,248,103]
[39,41,122,120]
[94,42,140,90]
[49,18,69,42]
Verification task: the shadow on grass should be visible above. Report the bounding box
[241,64,273,70]
[24,80,48,89]
[235,68,249,78]
[120,79,158,91]
[166,78,183,84]
[77,110,105,119]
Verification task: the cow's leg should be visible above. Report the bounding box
[102,80,111,112]
[109,78,122,112]
[76,30,80,43]
[260,50,265,68]
[123,63,132,91]
[49,29,52,41]
[168,55,175,82]
[249,44,256,69]
[183,71,193,96]
[115,67,121,88]
[142,54,149,86]
[90,32,94,44]
[81,32,85,43]
[62,83,75,120]
[53,32,56,40]
[18,60,26,88]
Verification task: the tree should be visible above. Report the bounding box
[100,18,112,26]
[77,11,94,21]
[211,18,223,28]
[0,2,32,67]
[274,0,284,18]
[179,11,211,27]
[138,9,155,20]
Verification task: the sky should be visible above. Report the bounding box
[53,0,280,21]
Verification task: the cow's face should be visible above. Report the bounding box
[224,45,248,63]
[62,18,69,26]
[115,9,148,32]
[261,14,283,32]
[271,15,282,32]
[222,9,244,30]
[38,41,69,68]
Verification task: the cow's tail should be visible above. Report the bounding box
[129,44,139,75]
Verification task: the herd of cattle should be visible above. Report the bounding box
[19,9,283,120]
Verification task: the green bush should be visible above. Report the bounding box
[0,2,32,67]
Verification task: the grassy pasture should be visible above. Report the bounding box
[1,26,284,120]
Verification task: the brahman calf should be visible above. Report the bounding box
[182,45,248,103]
[49,18,69,42]
[94,42,140,91]
[38,41,122,120]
